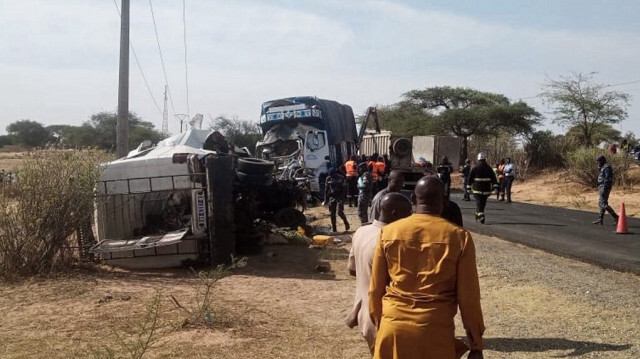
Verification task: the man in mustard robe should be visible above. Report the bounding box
[369,176,485,359]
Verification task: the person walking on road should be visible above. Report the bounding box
[346,193,413,354]
[468,152,498,224]
[323,167,350,233]
[497,159,506,201]
[460,158,471,201]
[437,156,454,199]
[593,155,619,225]
[503,157,515,203]
[345,155,359,207]
[492,162,501,200]
[369,176,485,359]
[357,162,374,225]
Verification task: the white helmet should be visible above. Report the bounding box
[477,152,487,161]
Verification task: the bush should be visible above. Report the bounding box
[0,148,110,279]
[565,147,634,188]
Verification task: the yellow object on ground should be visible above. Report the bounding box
[312,235,333,245]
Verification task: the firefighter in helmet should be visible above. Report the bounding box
[467,152,499,224]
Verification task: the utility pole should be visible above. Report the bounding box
[116,0,130,158]
[175,114,189,133]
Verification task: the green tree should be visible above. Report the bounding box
[0,135,13,148]
[402,87,540,164]
[6,120,53,147]
[83,112,165,151]
[541,72,630,147]
[208,115,262,151]
[565,123,620,148]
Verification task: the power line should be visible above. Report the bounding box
[182,0,190,117]
[149,0,177,116]
[604,80,640,88]
[112,0,163,117]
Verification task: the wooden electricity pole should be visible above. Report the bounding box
[116,0,130,158]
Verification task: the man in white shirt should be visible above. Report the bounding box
[503,157,515,203]
[346,193,412,354]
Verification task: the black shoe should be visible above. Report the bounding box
[480,216,485,224]
[613,217,619,225]
[592,218,603,225]
[344,223,350,232]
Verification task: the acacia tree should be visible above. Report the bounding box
[541,72,629,147]
[373,102,437,135]
[403,87,540,163]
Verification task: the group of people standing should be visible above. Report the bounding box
[326,152,518,232]
[323,155,391,233]
[461,153,515,224]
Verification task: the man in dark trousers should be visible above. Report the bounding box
[467,152,498,224]
[344,155,359,207]
[357,162,374,225]
[323,167,350,233]
[437,156,454,198]
[593,155,619,225]
[503,157,515,203]
[460,158,471,201]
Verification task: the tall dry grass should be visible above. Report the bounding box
[0,148,110,279]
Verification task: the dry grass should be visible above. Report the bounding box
[0,151,26,171]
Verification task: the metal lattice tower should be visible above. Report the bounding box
[162,85,168,135]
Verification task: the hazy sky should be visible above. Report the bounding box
[1,0,639,136]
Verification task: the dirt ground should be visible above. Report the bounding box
[1,155,640,358]
[1,204,639,358]
[0,151,26,172]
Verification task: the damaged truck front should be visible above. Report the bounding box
[255,97,358,196]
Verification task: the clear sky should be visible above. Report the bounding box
[1,0,639,137]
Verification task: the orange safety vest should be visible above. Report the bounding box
[345,160,357,177]
[375,161,386,179]
[367,160,379,180]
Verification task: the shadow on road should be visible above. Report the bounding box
[484,337,631,356]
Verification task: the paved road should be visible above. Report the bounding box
[450,192,640,275]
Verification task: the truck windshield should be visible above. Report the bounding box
[306,132,326,151]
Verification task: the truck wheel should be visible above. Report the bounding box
[274,207,306,229]
[236,171,274,186]
[392,138,412,157]
[237,158,274,175]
